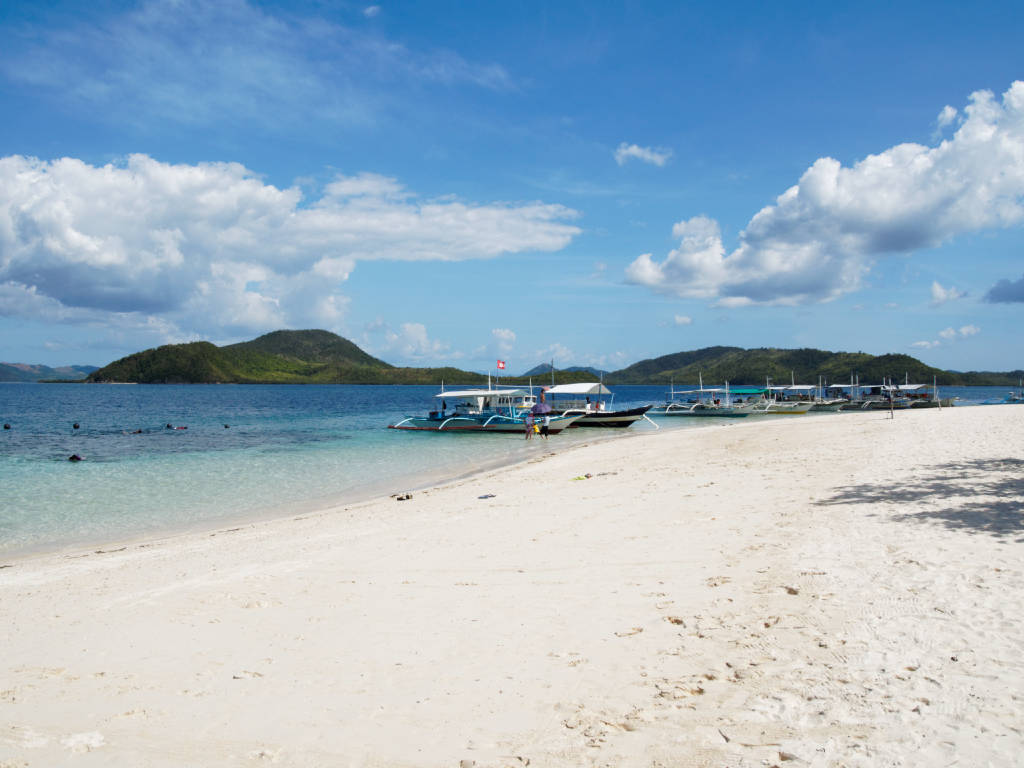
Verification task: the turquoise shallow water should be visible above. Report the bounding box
[0,383,1012,557]
[0,384,670,556]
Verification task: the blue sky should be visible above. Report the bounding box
[1,0,1022,374]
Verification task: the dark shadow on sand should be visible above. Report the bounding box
[818,458,1024,541]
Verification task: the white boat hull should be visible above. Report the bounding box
[389,413,581,433]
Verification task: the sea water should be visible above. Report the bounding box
[0,383,1011,557]
[0,383,671,557]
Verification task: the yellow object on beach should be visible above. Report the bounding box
[534,424,540,433]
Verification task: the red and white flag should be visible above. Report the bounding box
[496,360,506,370]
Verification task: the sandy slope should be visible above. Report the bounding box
[1,406,1022,767]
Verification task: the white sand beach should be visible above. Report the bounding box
[1,406,1022,767]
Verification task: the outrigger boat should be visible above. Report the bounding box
[652,390,751,417]
[650,378,751,417]
[746,385,820,414]
[735,394,812,415]
[806,377,846,411]
[830,376,952,410]
[983,378,1024,405]
[731,377,814,415]
[523,383,654,428]
[389,387,583,433]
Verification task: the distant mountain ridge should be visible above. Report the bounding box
[520,363,609,378]
[67,331,1022,386]
[85,330,485,385]
[0,363,98,382]
[606,346,1020,386]
[225,329,391,368]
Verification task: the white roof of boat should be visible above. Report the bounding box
[827,383,886,389]
[436,388,528,398]
[545,382,612,395]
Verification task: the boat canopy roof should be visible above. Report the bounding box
[436,388,528,399]
[670,385,763,395]
[545,382,612,396]
[825,383,932,391]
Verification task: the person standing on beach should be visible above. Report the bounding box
[524,410,534,440]
[530,388,552,439]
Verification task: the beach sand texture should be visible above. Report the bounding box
[1,406,1022,767]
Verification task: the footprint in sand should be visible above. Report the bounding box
[248,747,282,761]
[61,732,105,753]
[615,627,644,637]
[9,725,50,749]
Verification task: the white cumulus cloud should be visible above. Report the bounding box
[914,323,980,350]
[532,343,574,367]
[936,105,958,130]
[388,322,451,361]
[673,315,693,326]
[491,328,517,353]
[930,281,967,305]
[627,81,1024,306]
[0,154,580,340]
[614,143,672,167]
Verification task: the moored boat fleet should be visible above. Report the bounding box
[388,374,971,435]
[388,382,654,434]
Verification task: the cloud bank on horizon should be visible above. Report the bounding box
[626,82,1024,307]
[0,154,580,338]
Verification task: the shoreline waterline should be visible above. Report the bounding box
[2,408,871,564]
[0,409,653,563]
[1,382,1013,561]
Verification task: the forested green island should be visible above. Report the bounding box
[73,330,1023,386]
